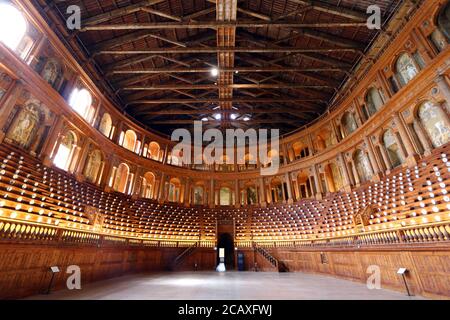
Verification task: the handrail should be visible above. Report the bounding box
[172,242,199,267]
[254,245,279,269]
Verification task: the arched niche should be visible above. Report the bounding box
[382,129,404,168]
[113,163,130,194]
[5,101,44,151]
[141,172,155,199]
[417,101,450,148]
[83,148,104,184]
[53,130,78,171]
[122,129,137,152]
[395,53,419,87]
[168,178,181,202]
[353,149,373,183]
[99,113,113,138]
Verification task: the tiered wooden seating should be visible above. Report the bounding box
[0,142,449,247]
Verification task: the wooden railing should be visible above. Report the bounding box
[254,245,279,269]
[1,214,449,250]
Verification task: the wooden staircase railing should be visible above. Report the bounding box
[169,242,199,270]
[254,245,287,271]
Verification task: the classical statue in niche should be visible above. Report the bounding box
[354,150,373,182]
[40,58,62,88]
[419,101,450,147]
[83,149,102,183]
[247,187,257,205]
[5,103,41,149]
[194,187,204,205]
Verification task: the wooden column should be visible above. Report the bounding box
[0,81,23,142]
[158,173,166,203]
[41,116,65,166]
[184,178,191,206]
[209,179,215,208]
[413,118,433,155]
[364,137,381,181]
[350,159,361,186]
[74,139,92,181]
[436,75,450,103]
[234,179,240,208]
[285,173,293,204]
[392,113,418,166]
[258,177,266,207]
[311,165,323,199]
[338,153,352,192]
[378,143,393,171]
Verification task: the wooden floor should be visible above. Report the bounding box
[28,272,424,300]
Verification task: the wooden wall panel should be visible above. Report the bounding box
[272,248,450,299]
[1,243,449,299]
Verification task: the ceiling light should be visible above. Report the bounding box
[211,68,219,77]
[201,117,208,121]
[230,114,238,120]
[214,113,222,120]
[243,116,250,121]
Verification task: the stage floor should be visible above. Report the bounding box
[29,271,423,300]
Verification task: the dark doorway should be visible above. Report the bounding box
[217,233,234,270]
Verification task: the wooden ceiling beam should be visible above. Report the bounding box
[110,66,345,74]
[97,46,358,55]
[234,6,364,49]
[149,119,303,125]
[127,97,325,106]
[238,31,353,69]
[134,107,317,116]
[81,21,367,31]
[140,7,183,22]
[90,30,187,52]
[123,83,332,90]
[82,0,166,26]
[287,0,367,21]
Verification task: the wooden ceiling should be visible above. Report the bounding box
[38,0,402,135]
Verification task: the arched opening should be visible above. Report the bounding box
[40,59,62,89]
[5,102,42,150]
[219,187,232,206]
[342,112,358,136]
[168,178,181,202]
[99,113,113,138]
[245,186,257,205]
[53,131,77,171]
[113,163,130,193]
[69,88,94,121]
[217,233,234,270]
[297,172,312,199]
[193,185,205,205]
[270,178,284,203]
[141,172,155,199]
[0,4,27,51]
[383,129,404,168]
[292,142,309,160]
[431,1,450,52]
[148,142,160,160]
[83,149,103,184]
[353,150,373,183]
[363,87,384,118]
[418,101,450,147]
[325,163,343,193]
[122,129,137,152]
[395,53,419,87]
